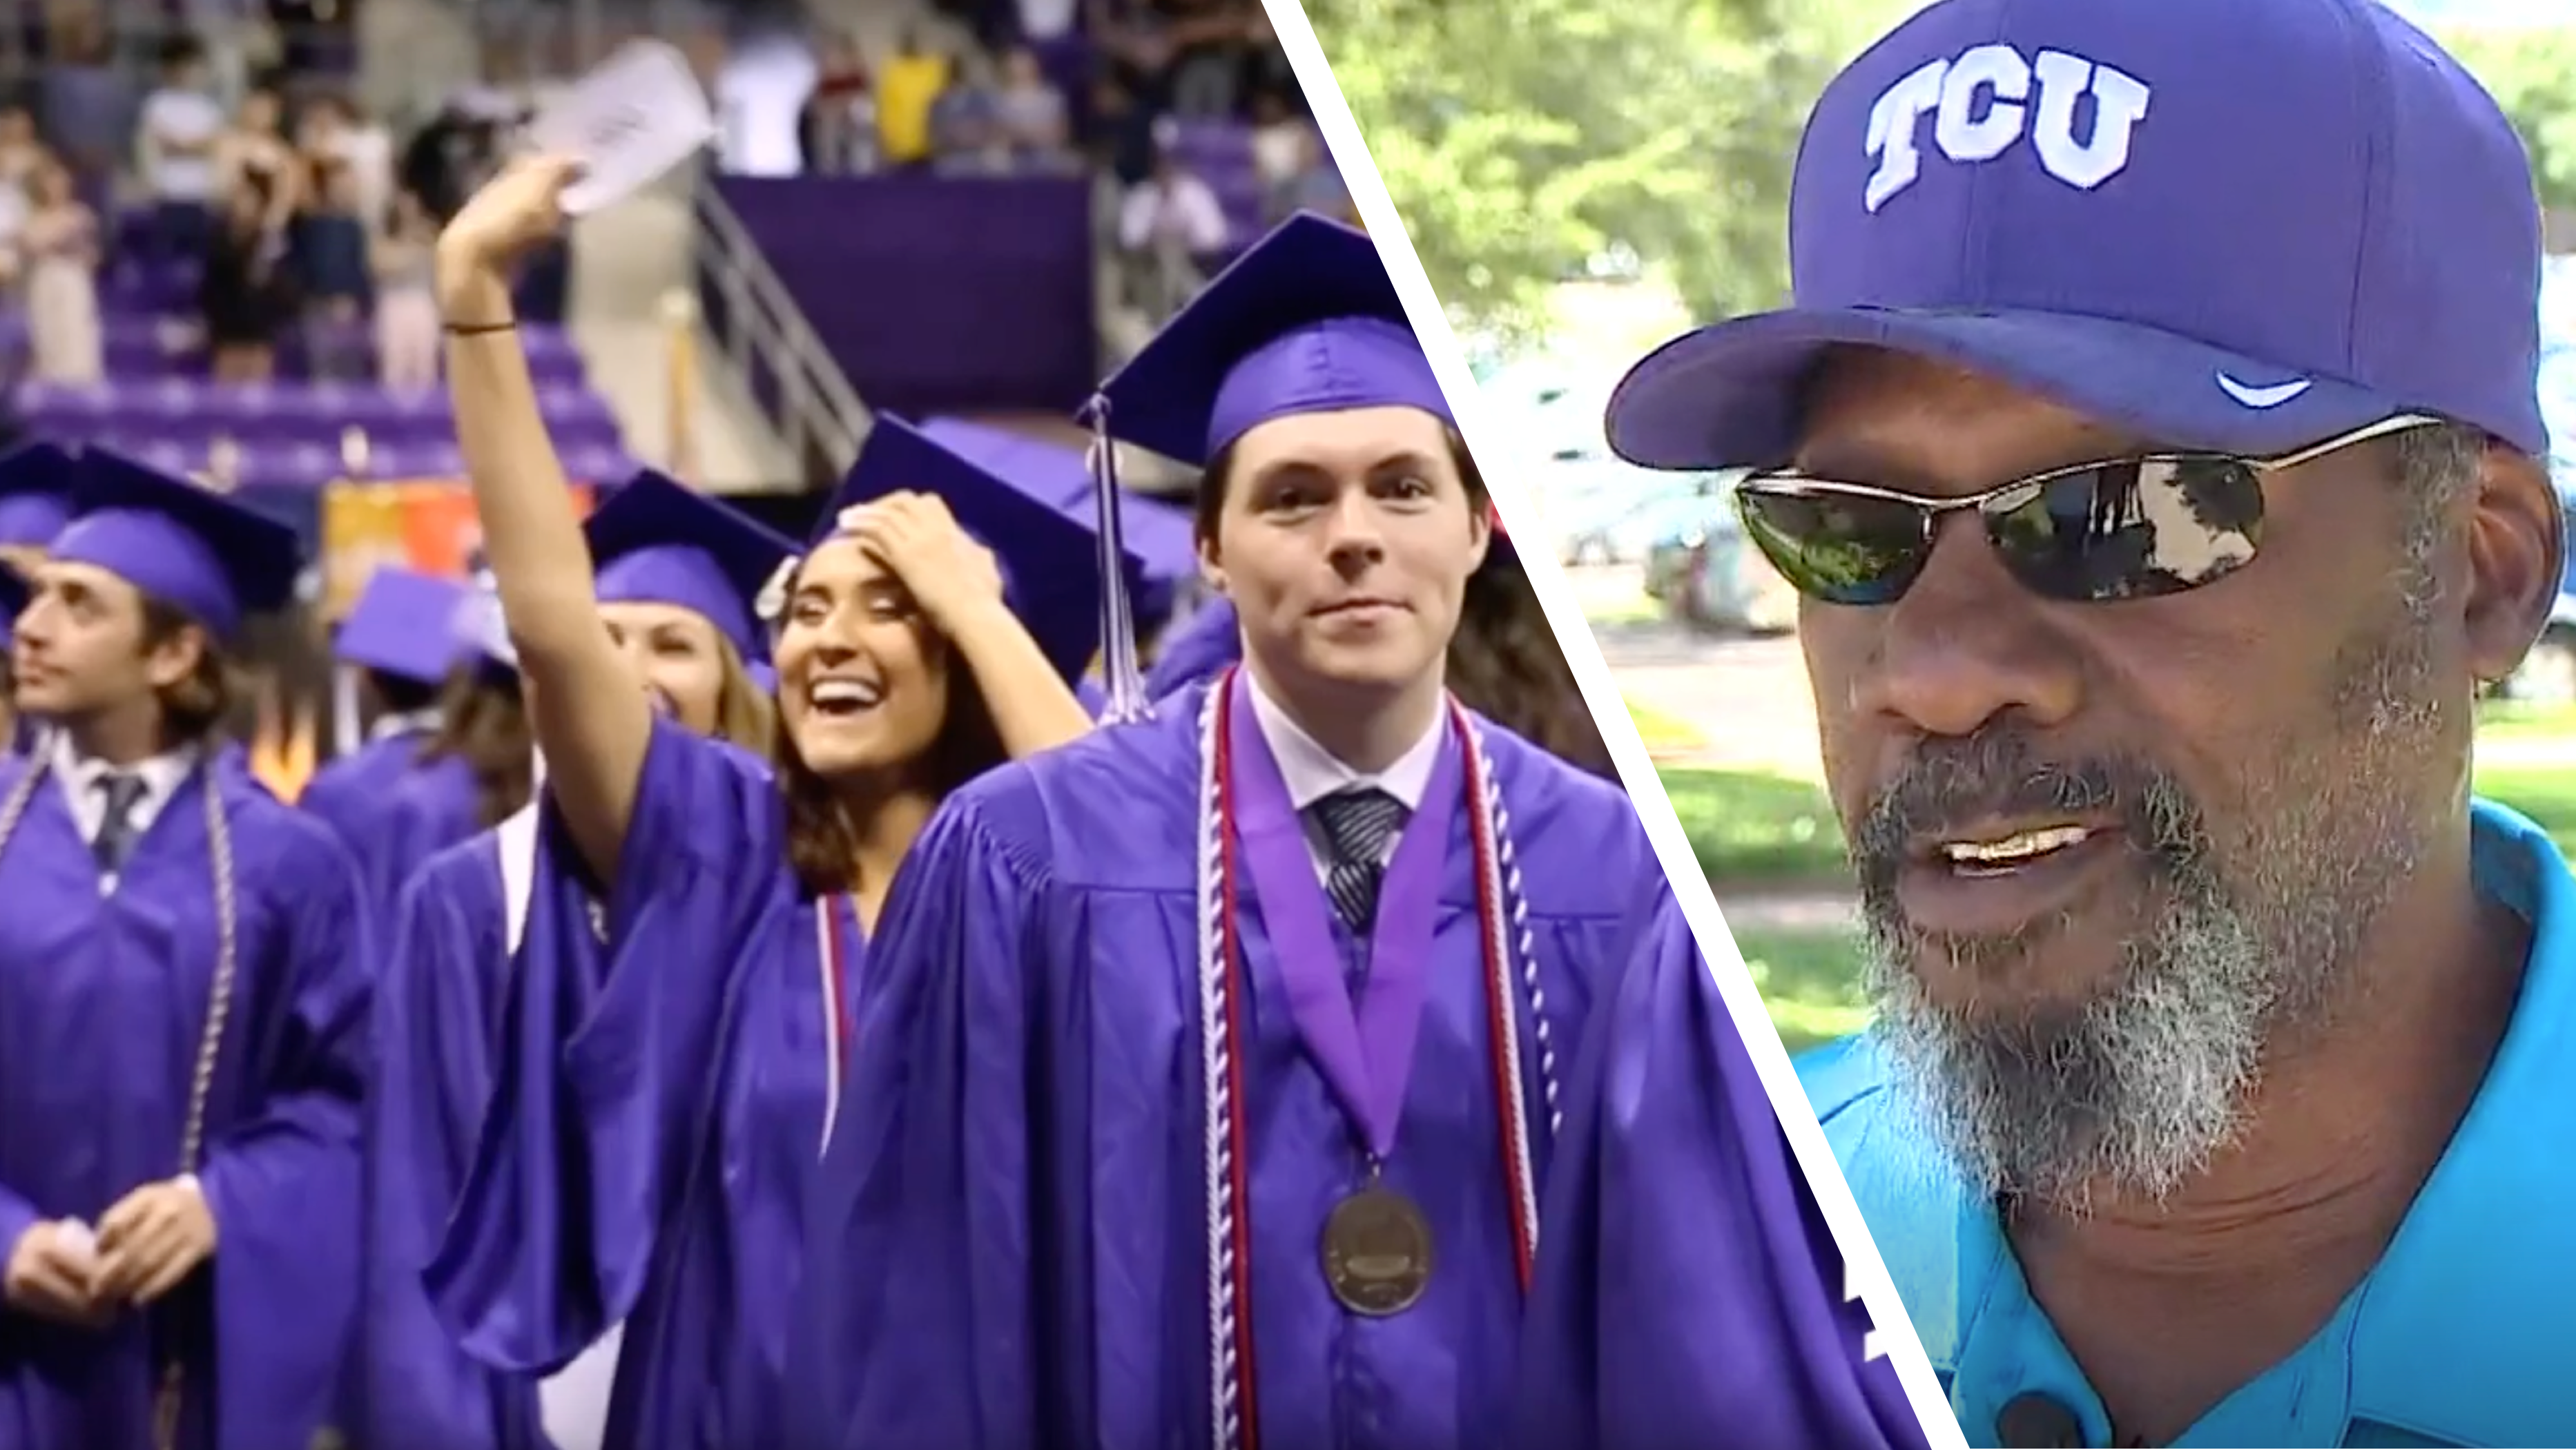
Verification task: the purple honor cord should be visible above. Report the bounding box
[1225,670,1458,1165]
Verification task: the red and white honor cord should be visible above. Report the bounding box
[817,894,859,1159]
[1193,673,1560,1450]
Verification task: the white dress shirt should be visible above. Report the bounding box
[52,734,200,895]
[1243,671,1442,880]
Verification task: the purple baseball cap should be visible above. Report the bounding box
[1606,0,2547,470]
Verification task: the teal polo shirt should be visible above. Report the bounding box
[1797,800,2576,1449]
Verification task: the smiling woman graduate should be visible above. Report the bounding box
[414,153,1105,1450]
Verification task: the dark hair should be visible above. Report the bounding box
[418,664,533,828]
[768,566,1010,897]
[1193,423,1495,544]
[1446,549,1615,779]
[159,36,206,70]
[139,599,245,749]
[367,667,441,717]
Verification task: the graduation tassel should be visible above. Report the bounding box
[1079,395,1152,725]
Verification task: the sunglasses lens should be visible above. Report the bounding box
[1995,457,2264,602]
[1736,485,1931,606]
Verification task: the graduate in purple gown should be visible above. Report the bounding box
[416,151,1104,1450]
[1509,883,1933,1450]
[784,213,1658,1450]
[357,470,793,1450]
[298,566,469,853]
[349,579,530,910]
[0,448,370,1450]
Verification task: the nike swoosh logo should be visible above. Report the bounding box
[2216,374,2314,409]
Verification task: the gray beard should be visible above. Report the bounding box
[1854,599,2451,1211]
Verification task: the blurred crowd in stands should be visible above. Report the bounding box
[0,0,1346,478]
[0,1,527,407]
[788,0,1353,331]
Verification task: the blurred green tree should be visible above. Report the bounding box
[1301,0,1915,340]
[1306,0,2576,342]
[2437,26,2576,216]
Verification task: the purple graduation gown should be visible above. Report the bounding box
[425,719,858,1450]
[1146,598,1241,700]
[298,728,434,853]
[341,753,484,934]
[0,748,371,1450]
[1509,884,1931,1450]
[358,826,552,1450]
[785,680,1655,1450]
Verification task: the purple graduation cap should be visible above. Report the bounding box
[335,567,472,689]
[920,415,1200,627]
[449,564,518,672]
[48,447,302,641]
[0,442,77,554]
[585,470,800,667]
[1083,210,1454,721]
[817,414,1107,684]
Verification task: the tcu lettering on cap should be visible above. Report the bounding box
[1863,44,2153,213]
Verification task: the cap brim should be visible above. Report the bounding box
[1606,307,2407,471]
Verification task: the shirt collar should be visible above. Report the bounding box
[50,731,199,820]
[1242,668,1444,813]
[1935,800,2576,1448]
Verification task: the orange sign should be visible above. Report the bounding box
[319,479,599,619]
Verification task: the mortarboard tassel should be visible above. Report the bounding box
[1080,394,1152,725]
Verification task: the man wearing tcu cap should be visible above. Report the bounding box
[1577,0,2574,1445]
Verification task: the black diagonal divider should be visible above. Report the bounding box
[1262,0,1947,1431]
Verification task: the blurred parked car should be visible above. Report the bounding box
[1690,512,1799,635]
[1554,456,1710,566]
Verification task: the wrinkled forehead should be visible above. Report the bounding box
[1793,346,2153,486]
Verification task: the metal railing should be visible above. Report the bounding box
[688,166,871,487]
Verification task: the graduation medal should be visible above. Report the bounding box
[0,760,240,1450]
[1192,668,1560,1449]
[1319,1178,1435,1316]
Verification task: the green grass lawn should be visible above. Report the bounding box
[1660,766,1846,884]
[1625,696,1707,756]
[1732,924,1872,1058]
[2472,699,2576,744]
[1660,750,2576,886]
[1673,726,2576,1058]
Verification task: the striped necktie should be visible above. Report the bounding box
[1310,786,1407,937]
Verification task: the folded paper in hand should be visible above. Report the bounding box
[527,39,718,215]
